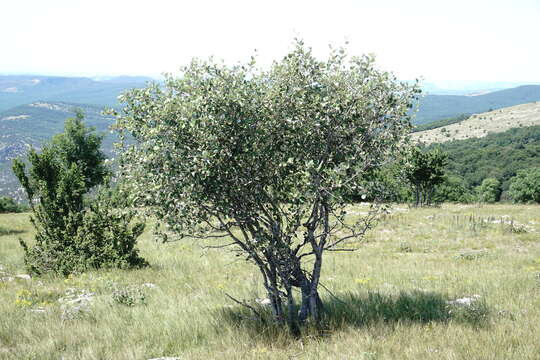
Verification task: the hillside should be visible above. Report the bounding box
[426,125,540,191]
[415,85,540,124]
[0,102,116,198]
[0,75,152,112]
[411,101,540,144]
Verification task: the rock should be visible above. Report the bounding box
[15,274,31,280]
[255,298,272,306]
[142,283,157,289]
[29,308,46,313]
[447,294,481,306]
[1,277,14,282]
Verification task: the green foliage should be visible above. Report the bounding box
[111,284,147,306]
[508,168,540,203]
[114,40,419,331]
[0,196,28,213]
[48,110,110,189]
[430,125,540,191]
[350,163,412,203]
[13,113,146,276]
[476,178,502,203]
[433,175,475,203]
[403,147,447,206]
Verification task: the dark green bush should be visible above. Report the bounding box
[19,188,147,276]
[13,112,147,276]
[0,196,28,213]
[508,168,540,204]
[476,177,502,203]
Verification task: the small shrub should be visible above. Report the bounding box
[14,113,147,276]
[20,190,148,276]
[0,196,28,213]
[111,285,147,306]
[502,220,528,234]
[399,241,412,253]
[448,299,490,327]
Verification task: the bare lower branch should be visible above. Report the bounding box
[224,293,263,320]
[202,242,237,249]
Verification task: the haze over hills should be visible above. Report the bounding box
[3,74,540,125]
[0,75,153,112]
[414,85,540,124]
[421,81,540,95]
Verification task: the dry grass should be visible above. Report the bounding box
[1,203,539,359]
[412,101,540,144]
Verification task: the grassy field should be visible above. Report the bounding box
[1,204,539,359]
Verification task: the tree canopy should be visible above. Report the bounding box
[114,41,420,334]
[508,168,540,203]
[402,147,447,206]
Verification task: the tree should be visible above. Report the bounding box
[476,177,501,203]
[114,41,420,334]
[433,175,474,203]
[48,110,110,190]
[403,147,448,206]
[13,112,147,276]
[508,168,540,203]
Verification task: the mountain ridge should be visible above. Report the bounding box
[412,101,540,144]
[415,85,540,124]
[0,75,152,112]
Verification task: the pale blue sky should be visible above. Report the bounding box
[1,0,539,84]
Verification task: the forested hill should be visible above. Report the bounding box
[415,85,540,124]
[0,102,114,157]
[427,125,540,191]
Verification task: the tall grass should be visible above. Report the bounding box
[1,204,539,359]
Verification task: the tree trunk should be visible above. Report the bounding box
[267,265,283,323]
[298,279,311,322]
[308,252,323,324]
[285,286,300,337]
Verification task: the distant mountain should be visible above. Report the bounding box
[92,75,156,83]
[0,101,115,198]
[412,101,540,144]
[0,75,152,112]
[415,85,540,124]
[421,81,540,95]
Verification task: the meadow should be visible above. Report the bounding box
[1,203,539,359]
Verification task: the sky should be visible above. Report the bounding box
[1,0,540,85]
